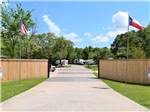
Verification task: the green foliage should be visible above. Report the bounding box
[85,65,98,71]
[1,3,74,61]
[31,33,56,59]
[141,25,150,58]
[1,3,35,58]
[111,25,150,59]
[103,79,150,109]
[66,46,75,63]
[131,47,145,59]
[73,46,113,63]
[74,48,84,59]
[28,33,74,64]
[2,2,150,62]
[52,37,73,60]
[1,78,46,102]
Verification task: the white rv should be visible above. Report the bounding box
[73,59,85,65]
[55,59,68,66]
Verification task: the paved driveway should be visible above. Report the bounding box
[1,65,149,111]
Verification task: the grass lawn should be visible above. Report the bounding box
[85,65,98,71]
[86,66,150,109]
[102,79,150,109]
[0,78,46,102]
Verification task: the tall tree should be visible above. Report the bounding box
[1,3,35,58]
[110,26,150,59]
[52,37,73,64]
[140,25,150,58]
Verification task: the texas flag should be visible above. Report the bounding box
[129,16,143,30]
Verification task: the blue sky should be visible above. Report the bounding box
[10,0,150,48]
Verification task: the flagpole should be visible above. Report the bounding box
[127,16,129,61]
[19,34,22,83]
[126,16,129,84]
[27,35,30,59]
[19,20,21,83]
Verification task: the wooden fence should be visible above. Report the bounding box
[1,59,48,82]
[99,59,150,85]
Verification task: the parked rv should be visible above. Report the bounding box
[73,59,78,64]
[55,59,68,66]
[73,59,85,65]
[84,59,95,65]
[50,65,56,72]
[74,59,95,65]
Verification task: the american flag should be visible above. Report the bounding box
[19,21,28,35]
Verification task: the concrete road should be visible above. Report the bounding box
[1,65,149,112]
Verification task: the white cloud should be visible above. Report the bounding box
[64,32,82,43]
[92,11,130,43]
[84,32,92,37]
[102,26,112,30]
[42,15,82,43]
[92,35,109,43]
[112,11,129,31]
[92,30,125,43]
[107,30,125,38]
[0,0,6,4]
[0,0,8,6]
[42,14,83,44]
[112,11,142,31]
[43,15,61,36]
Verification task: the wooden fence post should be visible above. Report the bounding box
[98,59,100,79]
[47,60,50,78]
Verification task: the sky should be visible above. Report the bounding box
[7,0,150,48]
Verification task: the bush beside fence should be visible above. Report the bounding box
[1,59,48,82]
[99,59,150,85]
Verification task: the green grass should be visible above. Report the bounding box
[87,65,150,109]
[63,64,72,67]
[0,78,46,102]
[102,79,150,109]
[85,65,98,71]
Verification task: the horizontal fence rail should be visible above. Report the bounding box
[99,59,150,85]
[1,59,48,82]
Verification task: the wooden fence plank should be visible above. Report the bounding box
[99,59,150,85]
[0,59,48,82]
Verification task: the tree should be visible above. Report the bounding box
[30,33,55,59]
[88,51,96,59]
[1,3,35,58]
[52,37,73,64]
[74,48,83,59]
[66,46,75,63]
[140,25,150,58]
[82,47,89,59]
[111,25,150,59]
[131,47,145,59]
